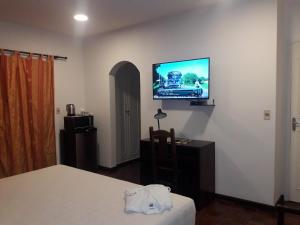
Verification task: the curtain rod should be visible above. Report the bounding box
[1,48,67,61]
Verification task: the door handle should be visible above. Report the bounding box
[292,117,300,131]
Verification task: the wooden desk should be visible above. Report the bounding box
[140,139,215,208]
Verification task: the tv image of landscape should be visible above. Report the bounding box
[153,58,210,100]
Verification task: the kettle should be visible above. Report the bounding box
[66,104,76,116]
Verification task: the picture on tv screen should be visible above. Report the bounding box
[153,57,210,100]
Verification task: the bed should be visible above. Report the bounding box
[0,165,195,225]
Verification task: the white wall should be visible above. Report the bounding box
[289,0,300,42]
[83,0,278,205]
[0,22,86,162]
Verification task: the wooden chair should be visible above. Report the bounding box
[149,126,179,192]
[276,195,300,225]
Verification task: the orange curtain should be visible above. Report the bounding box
[0,51,56,178]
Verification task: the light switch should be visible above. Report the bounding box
[264,110,271,120]
[56,107,61,115]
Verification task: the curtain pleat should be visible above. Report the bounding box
[0,53,56,178]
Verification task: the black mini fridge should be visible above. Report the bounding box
[60,116,98,172]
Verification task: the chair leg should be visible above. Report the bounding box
[277,209,284,225]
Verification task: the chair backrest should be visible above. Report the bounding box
[149,126,178,190]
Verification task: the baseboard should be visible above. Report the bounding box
[98,158,140,171]
[214,193,275,212]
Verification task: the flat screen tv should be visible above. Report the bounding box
[153,57,210,100]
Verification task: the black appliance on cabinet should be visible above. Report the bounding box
[60,115,98,172]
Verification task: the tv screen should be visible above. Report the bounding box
[153,57,210,100]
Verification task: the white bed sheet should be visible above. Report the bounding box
[0,165,195,225]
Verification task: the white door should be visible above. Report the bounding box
[115,64,140,164]
[290,42,300,202]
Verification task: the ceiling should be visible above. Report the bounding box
[0,0,216,37]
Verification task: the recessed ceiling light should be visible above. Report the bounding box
[73,14,88,22]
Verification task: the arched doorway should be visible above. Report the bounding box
[110,61,141,165]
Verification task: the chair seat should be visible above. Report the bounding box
[157,166,173,171]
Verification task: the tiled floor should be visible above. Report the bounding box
[98,160,300,225]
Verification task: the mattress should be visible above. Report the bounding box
[0,165,195,225]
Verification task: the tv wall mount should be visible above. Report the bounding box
[190,99,215,106]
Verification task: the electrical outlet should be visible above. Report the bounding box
[264,110,271,120]
[56,107,61,115]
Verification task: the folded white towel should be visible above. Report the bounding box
[124,184,173,214]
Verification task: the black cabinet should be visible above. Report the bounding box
[140,139,215,208]
[60,116,98,172]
